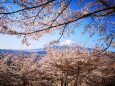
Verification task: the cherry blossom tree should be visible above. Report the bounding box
[0,47,114,86]
[38,47,115,86]
[0,0,114,51]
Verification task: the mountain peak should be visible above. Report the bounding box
[59,39,74,46]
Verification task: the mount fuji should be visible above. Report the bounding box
[59,40,75,46]
[53,39,93,51]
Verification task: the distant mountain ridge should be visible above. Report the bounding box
[0,49,47,55]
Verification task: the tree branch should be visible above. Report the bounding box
[16,5,115,35]
[0,0,55,14]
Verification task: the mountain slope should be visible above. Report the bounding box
[0,49,47,55]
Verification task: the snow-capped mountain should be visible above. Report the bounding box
[59,40,75,46]
[53,39,77,49]
[53,39,93,51]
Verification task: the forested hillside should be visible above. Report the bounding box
[0,47,114,86]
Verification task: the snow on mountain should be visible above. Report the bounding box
[53,39,93,51]
[59,39,75,46]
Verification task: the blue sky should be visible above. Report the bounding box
[0,33,58,49]
[0,0,114,52]
[0,31,92,49]
[0,29,114,52]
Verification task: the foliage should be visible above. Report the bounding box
[0,0,114,50]
[0,48,114,86]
